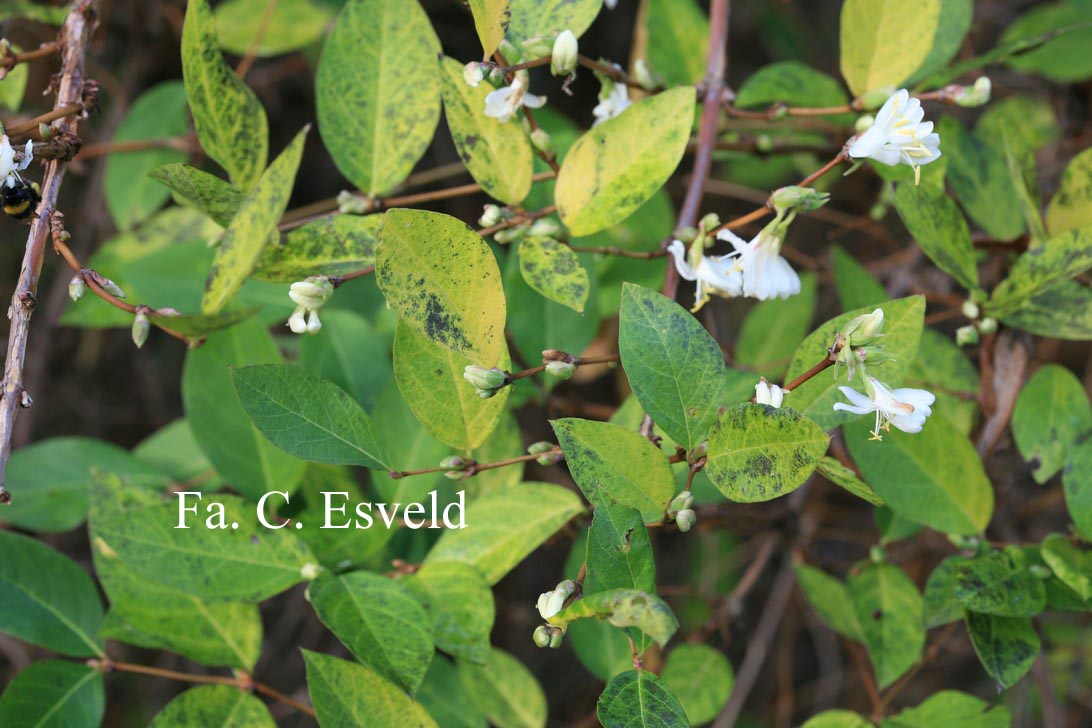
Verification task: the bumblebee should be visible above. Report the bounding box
[2,175,40,222]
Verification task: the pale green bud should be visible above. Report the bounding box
[956,325,979,347]
[533,625,552,648]
[840,308,884,346]
[289,276,334,310]
[633,58,657,90]
[99,276,126,299]
[38,123,53,140]
[961,300,980,320]
[527,441,563,466]
[955,77,991,108]
[336,190,373,214]
[869,545,886,563]
[978,317,998,335]
[755,134,774,153]
[68,275,86,302]
[131,312,150,349]
[699,212,721,232]
[463,365,508,391]
[530,127,555,156]
[300,562,322,581]
[440,455,469,471]
[549,631,564,649]
[551,30,578,76]
[771,185,830,214]
[674,225,698,244]
[463,62,485,87]
[479,204,505,228]
[492,225,526,245]
[545,360,576,380]
[668,491,694,515]
[675,509,697,532]
[854,114,875,135]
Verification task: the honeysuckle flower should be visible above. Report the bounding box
[484,72,545,123]
[847,89,941,184]
[463,62,485,87]
[754,378,786,408]
[667,239,743,312]
[717,225,801,301]
[537,580,577,620]
[675,509,697,532]
[0,135,33,186]
[592,80,631,126]
[287,276,333,336]
[551,30,578,76]
[833,377,935,440]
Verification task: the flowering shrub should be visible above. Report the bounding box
[0,0,1090,726]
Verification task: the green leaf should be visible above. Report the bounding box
[1,437,166,533]
[938,117,1026,242]
[377,208,506,364]
[1000,2,1092,83]
[922,555,971,628]
[845,415,993,535]
[955,550,1046,617]
[802,711,873,728]
[569,618,633,683]
[215,0,333,56]
[254,214,379,281]
[735,61,849,111]
[232,364,390,469]
[832,246,888,311]
[393,321,509,450]
[426,483,583,584]
[506,0,601,46]
[417,656,488,728]
[0,660,104,728]
[0,530,103,657]
[182,0,268,190]
[618,283,728,450]
[549,589,678,648]
[848,561,924,689]
[1064,435,1092,539]
[94,539,261,670]
[517,237,589,313]
[469,409,525,496]
[439,56,532,205]
[785,297,924,430]
[552,418,675,522]
[0,2,69,23]
[149,685,275,727]
[585,503,656,595]
[644,0,709,86]
[817,456,885,506]
[370,383,451,503]
[403,562,494,664]
[660,644,734,725]
[458,648,546,728]
[1040,534,1092,601]
[705,404,829,503]
[1000,279,1092,341]
[964,612,1039,690]
[149,164,242,227]
[556,87,696,236]
[597,670,689,728]
[104,81,189,231]
[989,227,1092,316]
[90,473,315,602]
[882,690,1011,728]
[976,95,1060,163]
[467,0,510,57]
[316,0,440,196]
[794,564,864,641]
[907,0,974,82]
[305,651,437,727]
[299,310,391,409]
[134,419,224,491]
[182,319,306,501]
[735,273,819,378]
[201,127,307,315]
[839,0,941,96]
[894,183,978,290]
[1011,364,1092,483]
[1046,148,1092,236]
[0,43,28,111]
[307,571,433,692]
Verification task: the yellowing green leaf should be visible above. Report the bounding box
[216,0,333,56]
[550,589,679,648]
[467,0,510,58]
[316,0,441,196]
[517,237,589,312]
[556,87,696,236]
[255,214,379,282]
[840,0,942,96]
[507,0,601,46]
[457,648,546,728]
[1046,147,1092,236]
[304,651,438,727]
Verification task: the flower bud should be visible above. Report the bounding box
[289,276,333,310]
[533,625,552,648]
[699,212,721,232]
[530,127,555,157]
[463,62,485,87]
[68,275,86,302]
[487,65,505,85]
[131,312,149,349]
[306,309,322,335]
[549,631,564,649]
[336,190,373,214]
[674,226,698,244]
[551,30,578,76]
[689,441,708,462]
[38,123,53,141]
[440,455,469,471]
[157,307,182,317]
[633,58,657,90]
[854,114,875,135]
[492,225,526,245]
[479,204,505,228]
[463,365,508,392]
[528,218,560,237]
[545,360,576,380]
[675,508,697,532]
[978,317,998,335]
[99,277,126,299]
[839,308,884,347]
[528,441,563,466]
[771,185,830,214]
[668,491,694,515]
[955,77,991,108]
[956,325,979,347]
[754,378,786,408]
[961,300,980,320]
[288,307,308,334]
[300,562,322,580]
[869,545,886,563]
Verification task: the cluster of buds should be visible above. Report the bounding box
[463,365,508,398]
[532,624,565,649]
[439,455,474,480]
[834,307,890,381]
[533,579,577,647]
[335,190,374,215]
[955,299,997,347]
[287,276,333,335]
[527,441,564,466]
[667,492,697,533]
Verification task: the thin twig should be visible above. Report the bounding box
[234,0,279,80]
[0,41,60,71]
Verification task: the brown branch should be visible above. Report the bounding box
[73,134,197,161]
[0,41,60,72]
[0,0,98,503]
[4,102,86,139]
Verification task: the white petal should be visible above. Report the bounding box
[870,146,903,166]
[848,125,887,159]
[755,380,772,405]
[833,402,874,415]
[667,241,699,281]
[837,386,874,410]
[769,385,785,408]
[523,92,547,109]
[715,227,750,252]
[871,91,901,130]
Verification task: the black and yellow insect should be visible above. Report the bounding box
[2,175,41,222]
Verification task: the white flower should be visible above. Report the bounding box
[667,239,743,312]
[604,0,618,8]
[592,81,631,126]
[848,89,941,184]
[484,73,545,123]
[717,227,801,301]
[551,30,578,76]
[833,377,936,440]
[536,580,577,620]
[286,276,332,335]
[754,378,786,408]
[0,135,33,188]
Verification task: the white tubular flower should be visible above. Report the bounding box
[592,81,631,126]
[667,239,743,312]
[717,227,801,301]
[0,135,33,187]
[847,89,941,184]
[288,307,308,334]
[536,580,577,620]
[754,378,786,408]
[484,72,546,123]
[287,276,332,335]
[833,377,936,440]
